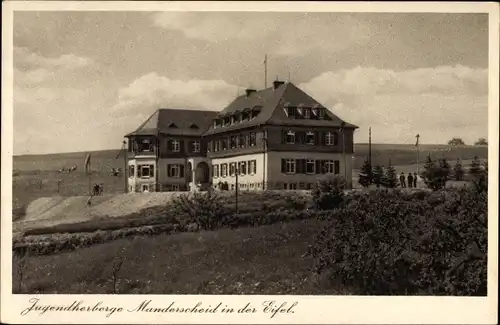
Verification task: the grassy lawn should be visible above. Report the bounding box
[14,219,342,295]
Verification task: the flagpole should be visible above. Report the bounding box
[369,127,372,183]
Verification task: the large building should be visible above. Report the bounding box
[125,80,358,192]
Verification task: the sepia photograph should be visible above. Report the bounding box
[2,1,499,324]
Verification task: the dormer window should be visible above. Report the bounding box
[189,123,199,129]
[168,123,178,128]
[286,106,296,118]
[306,131,315,145]
[304,108,311,119]
[286,131,295,144]
[319,108,325,119]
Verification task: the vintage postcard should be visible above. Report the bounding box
[1,1,499,324]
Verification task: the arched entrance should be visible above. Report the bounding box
[195,161,210,184]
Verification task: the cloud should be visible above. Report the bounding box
[14,46,93,70]
[152,12,373,56]
[112,72,239,117]
[299,65,488,145]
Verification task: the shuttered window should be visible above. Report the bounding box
[334,160,340,174]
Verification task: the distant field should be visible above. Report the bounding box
[12,144,487,212]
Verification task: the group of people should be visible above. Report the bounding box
[92,183,104,196]
[399,172,418,188]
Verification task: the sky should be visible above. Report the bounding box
[12,11,489,155]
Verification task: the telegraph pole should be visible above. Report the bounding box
[416,134,420,177]
[369,127,372,183]
[264,54,268,89]
[235,164,239,213]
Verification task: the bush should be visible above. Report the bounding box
[311,187,487,295]
[171,191,229,231]
[312,176,346,210]
[421,156,450,190]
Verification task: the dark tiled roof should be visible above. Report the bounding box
[203,82,357,135]
[125,108,218,137]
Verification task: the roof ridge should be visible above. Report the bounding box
[134,109,160,133]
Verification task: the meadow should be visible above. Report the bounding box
[12,143,488,213]
[13,186,487,295]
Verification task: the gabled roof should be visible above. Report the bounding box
[125,108,218,137]
[203,82,357,135]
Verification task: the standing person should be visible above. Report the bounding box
[399,172,406,188]
[408,173,414,189]
[99,183,104,195]
[413,174,418,188]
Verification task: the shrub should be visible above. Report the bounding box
[358,159,372,188]
[311,176,346,210]
[453,158,465,181]
[421,155,450,190]
[382,162,398,188]
[171,191,231,230]
[311,187,487,295]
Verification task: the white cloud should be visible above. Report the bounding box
[300,65,488,145]
[112,72,239,117]
[14,47,93,70]
[152,12,373,56]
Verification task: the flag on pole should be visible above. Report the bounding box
[415,134,420,147]
[264,54,267,65]
[84,154,92,174]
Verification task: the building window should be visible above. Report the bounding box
[282,159,296,174]
[129,165,135,178]
[325,132,335,146]
[325,160,334,174]
[306,160,315,174]
[171,184,180,191]
[168,164,181,178]
[248,160,256,174]
[306,132,315,145]
[249,132,256,146]
[283,183,288,190]
[221,163,228,177]
[334,160,340,174]
[286,131,295,144]
[289,183,297,190]
[286,107,296,118]
[239,161,247,175]
[192,140,200,153]
[319,108,325,119]
[139,139,153,152]
[213,165,219,178]
[172,140,180,152]
[214,140,220,152]
[239,134,246,147]
[229,162,236,176]
[230,136,237,149]
[138,164,154,178]
[334,132,339,145]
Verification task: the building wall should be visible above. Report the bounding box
[211,152,267,190]
[157,157,189,191]
[266,151,353,189]
[128,157,157,192]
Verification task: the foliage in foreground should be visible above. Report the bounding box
[311,187,487,295]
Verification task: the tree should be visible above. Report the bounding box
[468,156,482,177]
[421,155,448,190]
[358,159,373,188]
[474,138,488,146]
[312,175,346,210]
[448,138,465,146]
[453,158,465,181]
[383,161,398,188]
[439,158,451,181]
[372,165,384,188]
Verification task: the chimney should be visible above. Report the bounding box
[245,89,256,97]
[273,80,285,90]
